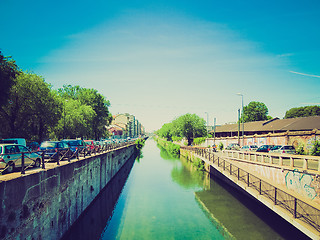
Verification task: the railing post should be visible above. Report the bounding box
[21,152,25,174]
[56,150,60,165]
[294,198,297,218]
[247,173,250,187]
[76,149,79,160]
[68,148,71,162]
[230,164,232,175]
[274,188,277,205]
[41,151,45,169]
[302,158,307,170]
[259,179,262,195]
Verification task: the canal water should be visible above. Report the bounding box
[62,139,310,240]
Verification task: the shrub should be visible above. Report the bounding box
[218,142,224,151]
[193,137,206,145]
[172,136,183,142]
[167,142,180,156]
[193,158,205,171]
[296,144,305,155]
[311,140,320,156]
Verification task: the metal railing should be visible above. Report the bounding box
[221,150,320,172]
[0,141,136,175]
[181,146,320,233]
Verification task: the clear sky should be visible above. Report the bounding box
[1,0,320,132]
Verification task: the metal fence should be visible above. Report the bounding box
[0,141,136,175]
[221,149,320,172]
[181,146,320,233]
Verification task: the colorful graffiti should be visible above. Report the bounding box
[285,169,318,200]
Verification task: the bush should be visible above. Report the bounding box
[296,144,305,155]
[167,142,180,156]
[218,142,224,151]
[193,137,206,145]
[193,158,205,171]
[311,140,320,156]
[135,138,145,150]
[172,136,183,142]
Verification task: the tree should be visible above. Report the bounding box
[50,99,96,140]
[157,123,174,141]
[58,85,112,140]
[173,113,207,145]
[285,106,320,119]
[0,72,61,142]
[241,101,270,123]
[0,51,19,107]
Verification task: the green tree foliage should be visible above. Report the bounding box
[284,106,320,119]
[156,113,206,145]
[241,101,270,123]
[50,99,96,140]
[311,141,320,156]
[174,114,206,145]
[0,72,61,142]
[58,85,112,140]
[0,52,19,107]
[156,123,174,141]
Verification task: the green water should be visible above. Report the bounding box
[100,140,308,240]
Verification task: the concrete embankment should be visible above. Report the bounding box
[0,144,136,240]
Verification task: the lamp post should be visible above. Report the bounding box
[237,93,244,146]
[205,112,209,132]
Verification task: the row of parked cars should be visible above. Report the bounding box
[225,143,296,154]
[0,138,123,174]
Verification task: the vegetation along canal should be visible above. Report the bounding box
[63,139,310,240]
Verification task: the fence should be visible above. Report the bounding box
[0,141,136,175]
[181,146,320,234]
[221,150,320,172]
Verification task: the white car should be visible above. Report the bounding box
[0,144,41,173]
[271,145,296,154]
[241,145,258,152]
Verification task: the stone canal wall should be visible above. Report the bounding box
[0,145,136,240]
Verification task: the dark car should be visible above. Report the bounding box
[62,139,85,154]
[256,145,274,153]
[39,141,70,160]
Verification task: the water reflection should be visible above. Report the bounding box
[61,153,137,240]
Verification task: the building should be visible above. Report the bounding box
[108,113,145,138]
[208,116,320,150]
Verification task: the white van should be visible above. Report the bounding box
[0,138,27,147]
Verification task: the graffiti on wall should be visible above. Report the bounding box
[285,169,318,200]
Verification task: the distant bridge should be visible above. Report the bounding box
[180,147,320,240]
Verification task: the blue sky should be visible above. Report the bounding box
[1,0,320,131]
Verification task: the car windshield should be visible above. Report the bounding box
[271,146,281,150]
[65,141,79,146]
[40,142,56,148]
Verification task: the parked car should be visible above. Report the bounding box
[225,143,240,150]
[272,145,296,154]
[62,139,85,154]
[256,145,275,153]
[269,145,282,153]
[27,141,39,151]
[84,140,95,153]
[0,143,41,173]
[0,138,26,147]
[39,141,70,160]
[240,145,258,152]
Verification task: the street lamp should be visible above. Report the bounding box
[205,112,209,131]
[236,93,244,146]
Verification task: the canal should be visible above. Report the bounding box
[62,139,310,240]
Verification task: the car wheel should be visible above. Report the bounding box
[6,162,15,173]
[34,158,41,168]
